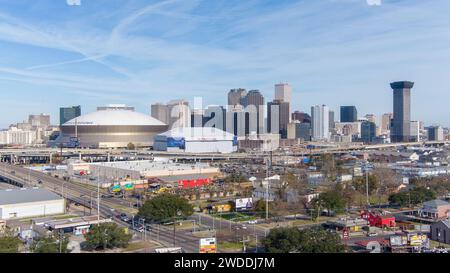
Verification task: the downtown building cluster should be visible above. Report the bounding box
[0,81,448,149]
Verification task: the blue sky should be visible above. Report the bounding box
[0,0,449,128]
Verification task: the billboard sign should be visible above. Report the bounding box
[124,183,135,191]
[390,236,403,247]
[235,198,253,211]
[199,238,217,254]
[111,184,121,193]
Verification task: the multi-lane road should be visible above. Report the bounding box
[0,162,207,252]
[0,162,269,253]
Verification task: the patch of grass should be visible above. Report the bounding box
[219,241,243,250]
[122,241,158,252]
[430,240,450,249]
[212,212,256,222]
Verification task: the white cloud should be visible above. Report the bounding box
[366,0,382,6]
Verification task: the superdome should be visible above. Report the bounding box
[58,105,168,148]
[63,109,166,127]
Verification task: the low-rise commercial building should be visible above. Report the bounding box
[153,127,237,153]
[0,188,65,220]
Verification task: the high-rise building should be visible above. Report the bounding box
[391,81,414,142]
[311,105,329,141]
[365,114,377,124]
[329,110,335,133]
[275,83,292,124]
[361,121,376,143]
[340,106,357,123]
[228,88,247,108]
[60,106,81,126]
[151,103,170,125]
[381,113,393,134]
[151,100,191,129]
[296,122,312,141]
[204,105,227,131]
[428,126,444,141]
[292,111,311,123]
[275,83,292,104]
[410,121,420,142]
[242,90,265,134]
[268,100,290,138]
[28,114,50,129]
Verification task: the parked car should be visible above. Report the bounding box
[368,232,378,237]
[120,213,130,222]
[248,220,258,225]
[101,194,114,199]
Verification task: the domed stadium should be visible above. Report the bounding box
[58,105,168,148]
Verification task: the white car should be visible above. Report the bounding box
[248,220,258,225]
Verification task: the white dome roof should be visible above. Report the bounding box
[63,109,166,126]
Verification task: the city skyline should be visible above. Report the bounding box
[1,0,450,128]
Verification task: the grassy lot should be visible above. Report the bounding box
[430,240,450,249]
[212,212,257,222]
[122,241,160,252]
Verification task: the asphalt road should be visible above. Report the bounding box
[0,162,203,252]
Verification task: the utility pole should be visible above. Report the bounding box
[97,172,100,224]
[365,162,370,206]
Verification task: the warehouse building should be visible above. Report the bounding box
[0,188,65,220]
[153,127,237,153]
[58,104,168,148]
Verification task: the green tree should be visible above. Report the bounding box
[353,174,379,195]
[388,186,436,207]
[127,142,136,150]
[30,234,71,253]
[138,194,194,223]
[263,227,302,253]
[315,190,346,216]
[263,226,346,253]
[84,223,132,250]
[0,236,21,253]
[297,227,346,253]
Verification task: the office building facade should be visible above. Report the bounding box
[391,81,414,142]
[311,105,330,141]
[60,106,81,126]
[340,106,357,123]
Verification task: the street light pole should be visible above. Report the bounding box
[97,172,100,224]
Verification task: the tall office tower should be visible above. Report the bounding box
[340,106,358,122]
[365,114,377,124]
[311,105,330,141]
[390,81,414,143]
[28,114,51,129]
[167,99,191,128]
[381,113,393,133]
[428,126,445,141]
[191,109,206,127]
[329,110,335,133]
[267,100,290,138]
[275,83,292,103]
[204,105,227,131]
[296,122,312,141]
[228,88,247,108]
[361,121,376,143]
[292,111,311,123]
[274,83,292,123]
[60,106,81,126]
[410,121,420,142]
[242,90,265,134]
[152,100,191,129]
[151,103,170,124]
